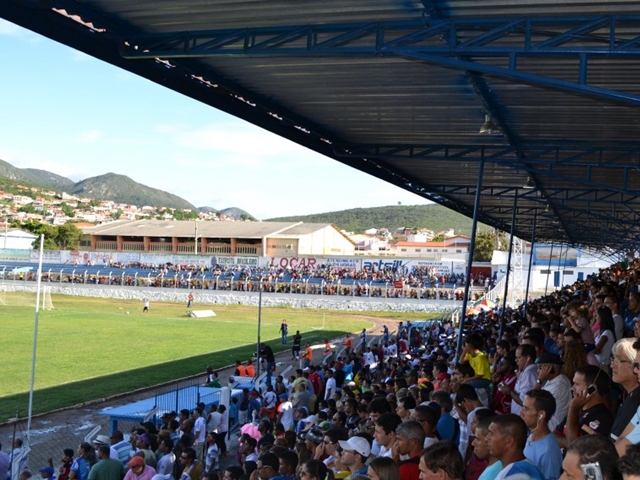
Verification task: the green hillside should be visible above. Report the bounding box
[267,204,492,235]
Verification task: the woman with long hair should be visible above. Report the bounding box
[300,459,334,480]
[367,457,400,480]
[593,306,617,372]
[68,443,96,480]
[563,340,588,381]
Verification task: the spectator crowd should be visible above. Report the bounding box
[10,260,640,480]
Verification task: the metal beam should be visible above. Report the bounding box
[118,16,640,58]
[343,144,640,166]
[117,16,640,106]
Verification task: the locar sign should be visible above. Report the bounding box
[268,257,317,269]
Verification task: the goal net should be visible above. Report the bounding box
[42,286,54,310]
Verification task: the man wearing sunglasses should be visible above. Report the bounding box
[610,338,640,441]
[257,453,284,480]
[177,448,202,480]
[615,339,640,455]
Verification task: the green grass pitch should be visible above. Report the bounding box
[0,291,377,420]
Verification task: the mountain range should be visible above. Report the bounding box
[0,159,484,232]
[267,205,491,236]
[0,159,251,218]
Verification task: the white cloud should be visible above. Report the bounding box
[0,150,87,181]
[0,19,41,44]
[0,19,24,37]
[76,130,105,143]
[156,122,302,157]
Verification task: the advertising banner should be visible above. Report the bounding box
[171,254,213,268]
[60,250,90,265]
[322,257,362,270]
[533,245,578,267]
[261,256,360,270]
[1,248,31,261]
[263,256,320,269]
[262,257,464,275]
[211,255,259,267]
[361,258,411,273]
[409,260,466,276]
[29,249,61,263]
[139,253,175,265]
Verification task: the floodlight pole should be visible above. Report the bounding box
[456,155,485,356]
[27,234,44,443]
[499,193,518,340]
[256,276,262,380]
[194,220,198,255]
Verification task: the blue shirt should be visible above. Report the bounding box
[524,434,562,480]
[437,412,459,443]
[495,460,545,480]
[71,457,91,480]
[248,398,261,422]
[478,462,502,480]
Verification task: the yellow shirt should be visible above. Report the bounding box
[464,351,491,380]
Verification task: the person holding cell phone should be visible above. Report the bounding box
[554,365,614,449]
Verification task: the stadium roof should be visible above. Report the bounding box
[3,1,640,254]
[84,220,337,239]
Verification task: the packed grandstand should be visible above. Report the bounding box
[3,259,640,480]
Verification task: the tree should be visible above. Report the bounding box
[17,219,82,250]
[56,223,83,250]
[473,230,508,262]
[18,204,37,214]
[432,234,446,242]
[60,202,75,218]
[20,220,58,250]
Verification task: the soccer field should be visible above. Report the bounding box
[0,292,375,419]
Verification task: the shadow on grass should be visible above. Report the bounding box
[0,329,351,422]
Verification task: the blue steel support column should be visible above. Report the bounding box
[456,154,485,356]
[524,214,537,306]
[499,193,518,340]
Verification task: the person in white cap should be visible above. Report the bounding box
[337,436,370,476]
[92,436,111,456]
[300,415,318,435]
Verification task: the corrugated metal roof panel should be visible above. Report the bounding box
[3,0,640,251]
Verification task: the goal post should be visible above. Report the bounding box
[42,286,54,310]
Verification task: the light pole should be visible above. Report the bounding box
[256,276,263,380]
[194,220,198,255]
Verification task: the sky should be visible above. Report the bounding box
[0,19,431,220]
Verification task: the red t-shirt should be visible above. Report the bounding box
[398,454,420,480]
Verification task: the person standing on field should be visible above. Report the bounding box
[280,320,288,344]
[292,331,302,360]
[142,298,149,313]
[187,293,194,308]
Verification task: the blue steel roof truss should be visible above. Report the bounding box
[119,15,640,106]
